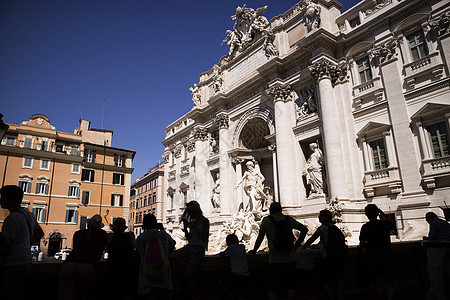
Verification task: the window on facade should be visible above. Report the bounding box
[85,150,95,163]
[6,137,15,146]
[70,146,80,155]
[40,159,50,171]
[40,140,49,151]
[357,57,372,84]
[81,190,90,205]
[407,30,429,62]
[349,16,361,28]
[111,194,123,207]
[35,182,49,195]
[426,122,449,158]
[79,216,88,230]
[23,137,33,149]
[65,208,78,223]
[369,139,388,170]
[143,196,147,206]
[113,173,124,185]
[68,185,80,197]
[19,180,31,193]
[72,164,80,174]
[55,144,64,153]
[136,200,139,209]
[153,193,156,204]
[23,157,33,169]
[81,169,95,182]
[32,207,46,223]
[114,154,124,167]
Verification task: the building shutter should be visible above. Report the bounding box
[119,195,123,207]
[111,194,115,206]
[74,210,78,223]
[65,210,69,222]
[42,208,47,223]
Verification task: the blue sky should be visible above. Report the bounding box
[0,0,360,182]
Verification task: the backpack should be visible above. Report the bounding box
[268,215,295,252]
[324,224,348,258]
[143,235,169,278]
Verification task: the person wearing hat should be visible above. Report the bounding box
[105,217,137,300]
[58,214,107,300]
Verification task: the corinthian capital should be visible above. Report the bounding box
[215,115,229,129]
[426,12,450,37]
[368,39,398,64]
[309,60,348,84]
[267,83,292,103]
[192,127,208,141]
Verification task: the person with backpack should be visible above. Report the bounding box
[135,213,175,300]
[359,204,396,300]
[249,202,308,300]
[303,209,347,300]
[0,185,44,300]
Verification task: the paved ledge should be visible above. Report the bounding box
[28,241,443,300]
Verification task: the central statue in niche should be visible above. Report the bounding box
[235,160,268,211]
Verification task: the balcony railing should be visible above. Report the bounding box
[421,156,450,188]
[353,77,383,100]
[403,52,444,89]
[363,166,402,197]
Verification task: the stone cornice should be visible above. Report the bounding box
[267,83,293,103]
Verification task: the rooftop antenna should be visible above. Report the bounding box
[101,99,106,129]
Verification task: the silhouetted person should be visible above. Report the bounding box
[423,212,450,300]
[303,209,346,300]
[106,217,137,300]
[359,204,396,300]
[219,233,250,300]
[134,213,175,300]
[169,200,210,300]
[58,214,107,300]
[0,185,44,300]
[249,202,308,300]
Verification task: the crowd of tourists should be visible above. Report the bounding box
[0,184,449,300]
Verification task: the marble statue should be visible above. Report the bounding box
[263,32,279,58]
[302,143,324,195]
[209,133,219,154]
[211,174,220,212]
[189,83,201,106]
[304,1,321,31]
[235,160,267,211]
[222,30,241,57]
[212,64,224,94]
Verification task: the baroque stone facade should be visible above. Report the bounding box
[163,0,450,249]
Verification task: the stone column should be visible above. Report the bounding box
[192,127,209,212]
[309,60,348,199]
[216,114,233,216]
[269,144,279,203]
[267,83,305,206]
[232,157,244,211]
[369,39,422,193]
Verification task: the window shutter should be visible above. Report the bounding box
[42,208,47,223]
[32,207,36,217]
[74,210,78,223]
[27,183,31,193]
[65,210,69,222]
[35,184,39,194]
[121,174,124,185]
[111,194,115,206]
[68,186,71,196]
[91,170,95,182]
[119,195,123,207]
[44,184,48,195]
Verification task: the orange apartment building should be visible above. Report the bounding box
[0,114,135,256]
[131,162,164,237]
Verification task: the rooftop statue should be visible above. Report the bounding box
[223,5,278,60]
[189,83,201,107]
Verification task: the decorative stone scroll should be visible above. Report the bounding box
[185,139,195,152]
[215,115,229,129]
[162,151,170,163]
[368,39,399,64]
[267,83,292,103]
[192,127,208,141]
[424,12,450,38]
[309,60,348,84]
[363,0,391,17]
[223,5,278,60]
